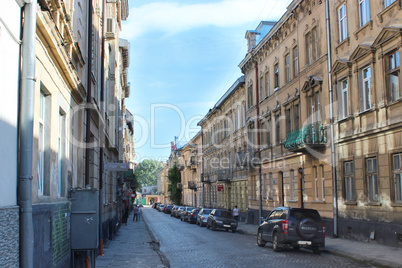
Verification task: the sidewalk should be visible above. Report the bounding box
[96,211,168,268]
[237,222,402,268]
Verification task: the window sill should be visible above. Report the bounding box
[386,97,402,108]
[311,200,326,204]
[357,107,377,117]
[377,1,401,23]
[390,202,402,207]
[287,200,298,203]
[364,202,382,206]
[335,37,350,54]
[337,115,354,124]
[344,201,357,206]
[273,87,280,93]
[354,20,373,40]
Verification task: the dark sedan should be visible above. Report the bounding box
[187,208,200,224]
[164,205,174,214]
[207,209,237,233]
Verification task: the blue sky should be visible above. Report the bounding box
[121,0,292,163]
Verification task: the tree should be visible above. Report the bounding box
[134,160,164,190]
[167,164,182,205]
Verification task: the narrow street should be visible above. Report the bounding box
[142,207,371,268]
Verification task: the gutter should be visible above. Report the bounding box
[18,1,37,267]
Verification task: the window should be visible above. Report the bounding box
[386,51,400,102]
[306,32,312,65]
[275,114,281,144]
[259,76,264,100]
[312,27,318,62]
[293,46,298,78]
[265,72,270,97]
[247,85,253,108]
[269,173,273,200]
[321,165,325,200]
[237,108,241,130]
[338,4,347,42]
[58,111,66,197]
[393,153,402,202]
[294,104,300,129]
[38,92,45,196]
[285,108,291,134]
[339,78,349,119]
[285,54,290,82]
[344,161,355,201]
[366,157,378,201]
[263,174,267,199]
[360,66,372,111]
[242,103,246,126]
[359,0,370,27]
[290,170,296,200]
[309,91,322,124]
[274,64,279,89]
[314,166,319,200]
[385,0,396,8]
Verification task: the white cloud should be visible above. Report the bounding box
[121,0,291,39]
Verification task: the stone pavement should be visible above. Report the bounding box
[237,222,402,268]
[96,211,168,268]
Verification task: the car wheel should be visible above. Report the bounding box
[293,246,300,250]
[211,222,216,231]
[272,233,282,252]
[226,229,229,232]
[206,223,210,229]
[231,229,236,233]
[200,222,203,227]
[312,247,321,255]
[257,230,266,247]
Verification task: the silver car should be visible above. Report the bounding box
[196,208,213,227]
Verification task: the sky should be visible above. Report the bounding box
[120,0,292,163]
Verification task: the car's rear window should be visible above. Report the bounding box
[215,210,233,218]
[186,207,193,211]
[203,209,212,214]
[179,207,184,210]
[290,209,321,221]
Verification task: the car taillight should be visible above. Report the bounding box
[186,212,188,215]
[282,220,289,234]
[191,214,194,217]
[322,222,326,237]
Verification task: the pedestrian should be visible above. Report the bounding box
[138,205,142,221]
[233,206,239,222]
[133,205,139,221]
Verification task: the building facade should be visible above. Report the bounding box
[329,0,402,246]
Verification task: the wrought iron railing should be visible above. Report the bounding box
[284,124,327,150]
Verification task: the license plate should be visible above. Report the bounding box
[223,225,231,228]
[297,241,312,245]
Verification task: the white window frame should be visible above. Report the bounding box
[321,165,325,201]
[58,112,64,197]
[361,66,372,111]
[338,4,347,42]
[314,166,318,200]
[387,50,400,102]
[274,64,279,89]
[265,71,270,98]
[38,92,45,196]
[359,0,370,27]
[344,161,355,201]
[285,54,290,83]
[293,46,298,78]
[385,0,396,8]
[341,78,349,119]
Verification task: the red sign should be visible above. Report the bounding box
[217,185,224,192]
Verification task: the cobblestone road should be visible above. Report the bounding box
[144,207,373,268]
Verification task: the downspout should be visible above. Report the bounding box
[201,129,205,208]
[98,0,106,256]
[85,0,93,188]
[254,61,262,224]
[325,0,338,237]
[18,2,37,267]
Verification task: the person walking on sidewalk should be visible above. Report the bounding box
[133,205,139,221]
[138,205,142,221]
[233,206,239,222]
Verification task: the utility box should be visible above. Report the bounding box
[70,189,99,250]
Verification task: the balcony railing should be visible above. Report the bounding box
[284,124,327,152]
[217,169,232,182]
[188,181,197,190]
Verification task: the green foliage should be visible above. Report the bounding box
[167,164,182,205]
[134,160,164,189]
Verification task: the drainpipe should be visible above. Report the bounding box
[18,1,37,267]
[254,61,262,224]
[201,129,205,208]
[325,0,338,237]
[85,0,93,188]
[98,0,106,256]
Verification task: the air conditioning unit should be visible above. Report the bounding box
[106,18,116,40]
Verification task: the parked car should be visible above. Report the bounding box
[207,209,237,232]
[152,203,159,209]
[256,207,325,254]
[196,208,213,227]
[180,207,194,222]
[157,204,165,212]
[164,205,174,214]
[187,208,200,224]
[175,207,185,218]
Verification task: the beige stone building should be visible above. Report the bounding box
[239,1,334,226]
[329,0,402,246]
[198,77,249,213]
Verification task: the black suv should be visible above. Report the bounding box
[257,207,325,254]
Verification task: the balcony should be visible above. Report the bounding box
[177,183,183,190]
[201,174,211,184]
[217,169,232,182]
[188,181,197,190]
[284,124,327,153]
[235,150,258,169]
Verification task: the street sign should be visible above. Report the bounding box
[105,162,130,171]
[217,185,224,192]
